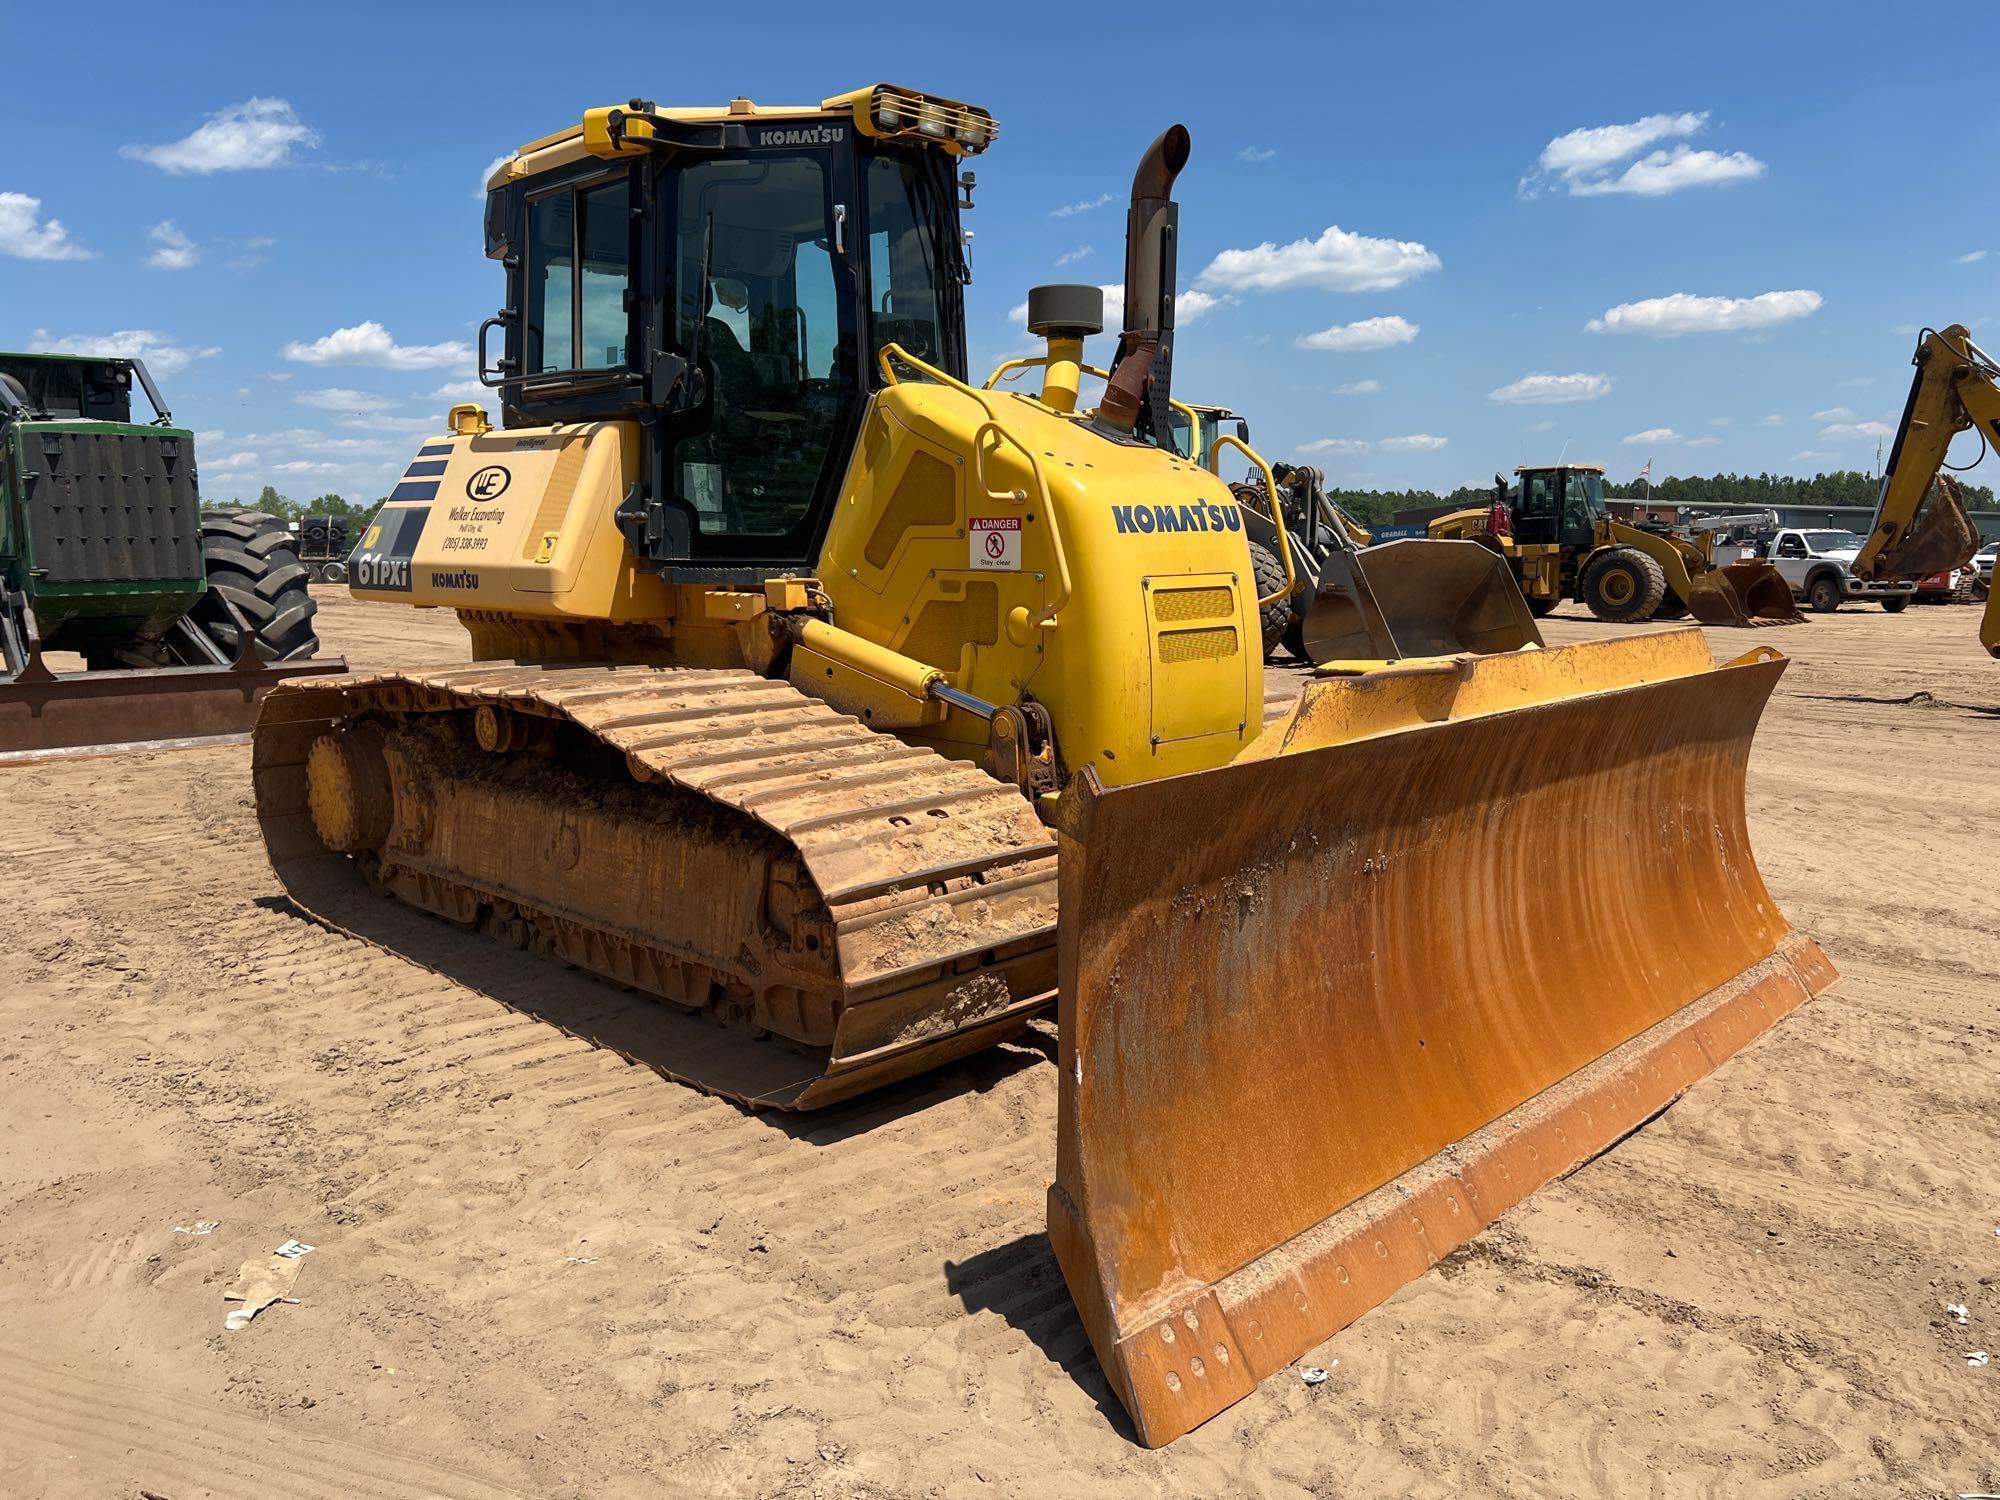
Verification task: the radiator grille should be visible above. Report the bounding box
[1152,585,1233,623]
[1156,626,1239,664]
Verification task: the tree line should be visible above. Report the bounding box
[1315,469,1995,527]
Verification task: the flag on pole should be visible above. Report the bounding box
[1637,459,1653,481]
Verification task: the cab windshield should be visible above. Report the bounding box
[1803,530,1866,552]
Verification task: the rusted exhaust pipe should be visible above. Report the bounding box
[1095,125,1190,435]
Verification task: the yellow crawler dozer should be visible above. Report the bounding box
[252,88,1834,1445]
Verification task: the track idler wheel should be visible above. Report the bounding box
[306,723,393,852]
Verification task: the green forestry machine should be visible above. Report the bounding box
[0,352,337,757]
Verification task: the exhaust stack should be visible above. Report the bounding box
[1095,125,1190,435]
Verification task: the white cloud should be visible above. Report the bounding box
[1055,245,1092,267]
[1820,419,1893,440]
[338,413,441,433]
[1685,435,1724,448]
[121,98,319,175]
[1622,428,1682,445]
[1523,112,1762,198]
[283,320,473,370]
[1050,193,1113,219]
[1791,450,1837,463]
[1331,379,1380,396]
[476,153,513,200]
[0,193,90,261]
[146,220,199,270]
[1957,249,1988,264]
[1570,146,1766,198]
[294,386,397,413]
[1296,315,1418,353]
[1299,437,1371,454]
[29,328,218,375]
[1837,375,1873,387]
[270,460,343,476]
[1238,146,1276,163]
[428,379,491,403]
[207,450,261,471]
[239,428,399,454]
[1378,434,1447,452]
[1811,406,1857,422]
[1487,371,1612,404]
[1759,413,1785,426]
[1533,112,1709,181]
[1200,226,1439,294]
[1524,419,1557,433]
[1587,290,1822,336]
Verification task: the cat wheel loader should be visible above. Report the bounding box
[0,352,335,758]
[250,87,1833,1445]
[1430,463,1803,626]
[1854,324,2000,656]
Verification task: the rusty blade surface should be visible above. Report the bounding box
[1048,638,1834,1446]
[1687,561,1805,627]
[0,656,343,761]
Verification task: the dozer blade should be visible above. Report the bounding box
[1686,561,1805,627]
[1047,630,1835,1446]
[1298,537,1541,665]
[0,655,343,762]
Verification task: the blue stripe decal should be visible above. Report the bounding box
[403,460,449,477]
[390,481,440,502]
[416,442,455,457]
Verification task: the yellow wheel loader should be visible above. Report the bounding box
[1430,464,1803,626]
[1855,324,2000,656]
[250,88,1834,1446]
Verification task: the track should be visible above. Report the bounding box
[253,662,1059,1108]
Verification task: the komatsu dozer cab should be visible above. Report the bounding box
[252,87,1834,1446]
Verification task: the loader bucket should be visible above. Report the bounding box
[1298,537,1542,665]
[1685,560,1806,627]
[1048,630,1835,1447]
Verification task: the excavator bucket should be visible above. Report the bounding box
[1298,537,1542,664]
[1685,560,1805,627]
[1869,473,1981,581]
[1048,630,1835,1447]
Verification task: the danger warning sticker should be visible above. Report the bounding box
[969,516,1022,571]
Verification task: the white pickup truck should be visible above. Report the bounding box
[1737,527,1918,613]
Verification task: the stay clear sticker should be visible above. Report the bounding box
[970,516,1022,571]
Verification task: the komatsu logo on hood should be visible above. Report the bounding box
[758,125,845,147]
[1111,502,1244,536]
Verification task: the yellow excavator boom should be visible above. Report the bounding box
[1856,324,2000,655]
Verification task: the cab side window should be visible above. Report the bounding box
[525,175,632,376]
[1776,534,1807,559]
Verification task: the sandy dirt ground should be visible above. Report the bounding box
[1,588,1996,1499]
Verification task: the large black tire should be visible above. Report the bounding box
[1651,593,1690,620]
[176,509,321,662]
[1880,594,1911,613]
[1580,546,1667,624]
[1247,541,1291,660]
[1805,570,1844,614]
[1526,596,1558,619]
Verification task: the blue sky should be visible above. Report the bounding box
[4,1,1995,504]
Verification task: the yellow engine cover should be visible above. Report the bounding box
[350,423,666,621]
[816,384,1264,786]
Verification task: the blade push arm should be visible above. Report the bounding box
[1856,325,2000,655]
